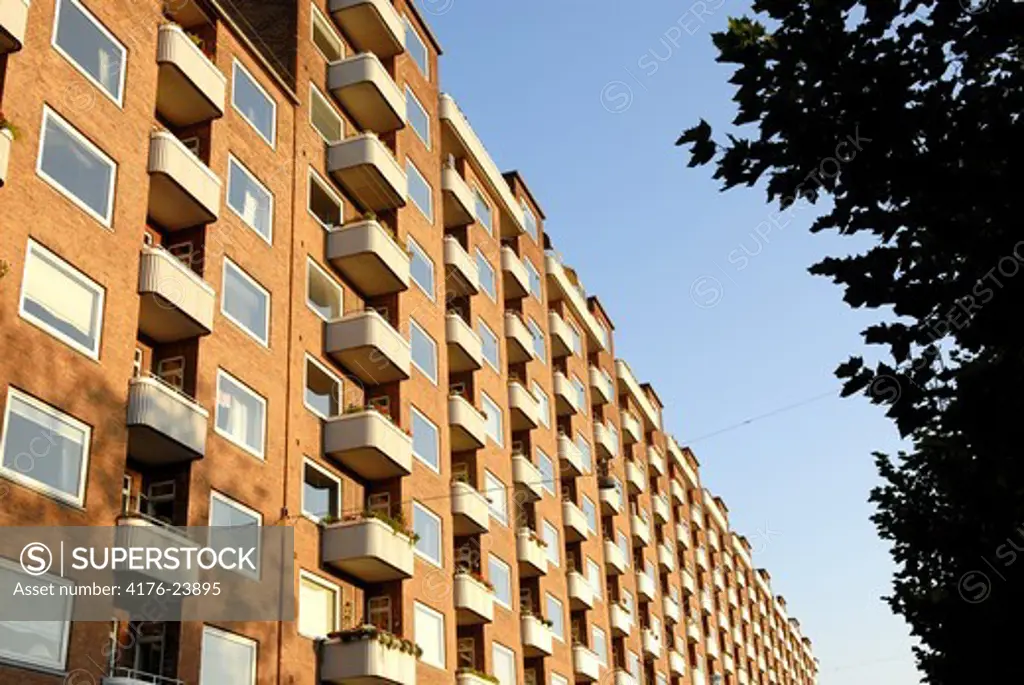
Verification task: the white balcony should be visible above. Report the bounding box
[572,645,601,683]
[604,539,627,575]
[137,246,214,343]
[558,433,586,477]
[442,166,475,228]
[663,595,681,625]
[613,670,637,685]
[621,411,641,445]
[609,603,632,637]
[701,592,713,615]
[327,219,410,297]
[589,366,613,405]
[127,377,207,465]
[687,621,702,644]
[631,513,651,547]
[696,547,708,571]
[562,500,589,542]
[708,528,720,549]
[147,131,221,230]
[738,668,750,685]
[669,649,687,677]
[328,133,406,212]
[449,395,487,451]
[599,482,622,515]
[545,254,606,351]
[692,667,706,685]
[636,571,656,603]
[446,313,483,373]
[734,626,744,645]
[648,446,666,476]
[321,517,414,582]
[682,568,697,596]
[567,570,595,610]
[442,235,479,296]
[328,52,405,133]
[114,517,199,585]
[458,671,496,685]
[691,504,704,528]
[156,23,226,127]
[706,637,720,661]
[508,381,541,431]
[552,371,579,416]
[321,633,416,684]
[615,359,660,430]
[593,421,617,459]
[548,310,574,358]
[504,312,534,364]
[325,309,411,384]
[323,409,412,480]
[0,0,28,54]
[454,572,494,625]
[718,610,730,632]
[500,246,530,299]
[729,588,739,608]
[658,543,676,572]
[451,480,489,535]
[671,479,686,505]
[0,128,11,187]
[512,454,545,502]
[653,494,671,524]
[642,628,662,659]
[521,615,554,657]
[516,528,548,577]
[328,0,405,57]
[625,459,646,494]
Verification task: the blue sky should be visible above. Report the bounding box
[422,1,920,682]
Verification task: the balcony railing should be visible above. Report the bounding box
[127,375,207,465]
[521,615,554,657]
[328,133,407,212]
[500,246,530,299]
[451,480,489,535]
[454,572,494,625]
[572,644,601,683]
[625,459,646,494]
[156,23,226,127]
[562,500,589,542]
[325,309,411,384]
[669,649,687,677]
[0,0,29,54]
[621,410,641,445]
[670,478,686,505]
[642,627,662,659]
[658,542,676,572]
[147,131,222,230]
[593,421,617,460]
[443,235,479,296]
[648,446,666,476]
[653,494,671,524]
[446,313,483,373]
[321,517,414,582]
[320,631,416,684]
[449,395,487,451]
[599,482,622,515]
[548,310,574,358]
[567,570,595,610]
[137,246,214,343]
[603,539,627,575]
[115,516,198,585]
[516,527,548,577]
[630,513,651,547]
[636,570,656,603]
[323,409,412,480]
[552,371,579,416]
[327,219,411,297]
[512,454,545,502]
[589,365,613,405]
[328,0,405,57]
[328,52,405,133]
[442,166,476,228]
[558,433,586,477]
[663,594,681,625]
[508,381,541,431]
[609,602,632,636]
[504,311,534,364]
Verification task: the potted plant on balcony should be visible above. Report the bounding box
[329,625,423,658]
[456,668,499,684]
[455,568,495,592]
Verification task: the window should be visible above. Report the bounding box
[227,156,274,242]
[474,188,493,234]
[576,434,592,474]
[410,319,438,384]
[309,84,343,143]
[232,59,276,145]
[19,240,105,359]
[308,168,343,228]
[586,558,602,600]
[478,320,499,370]
[306,258,343,321]
[408,238,435,300]
[0,559,72,671]
[542,520,560,567]
[52,0,126,104]
[36,107,116,225]
[209,492,262,580]
[311,4,342,60]
[532,382,550,428]
[656,674,668,685]
[628,651,641,682]
[582,496,597,533]
[568,320,582,356]
[406,86,431,148]
[545,594,564,641]
[537,448,555,495]
[489,554,512,608]
[304,355,340,419]
[200,626,256,685]
[411,407,439,472]
[522,202,538,242]
[368,596,392,631]
[302,459,340,521]
[484,470,507,524]
[492,642,516,685]
[572,375,587,409]
[551,676,569,685]
[528,318,546,362]
[415,603,445,669]
[299,571,339,638]
[404,17,429,77]
[592,626,608,666]
[222,259,270,345]
[0,388,90,507]
[481,393,503,447]
[407,160,433,221]
[618,531,630,568]
[525,257,542,300]
[607,424,619,458]
[622,590,634,616]
[476,249,496,299]
[214,369,267,459]
[413,502,442,566]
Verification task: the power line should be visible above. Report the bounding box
[681,389,838,446]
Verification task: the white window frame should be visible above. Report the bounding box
[412,501,443,567]
[473,186,493,235]
[199,626,257,685]
[542,520,560,567]
[18,239,105,360]
[0,558,73,670]
[475,248,496,299]
[0,387,91,507]
[409,318,438,384]
[307,167,344,229]
[310,3,343,61]
[226,154,274,244]
[522,201,538,242]
[527,317,545,363]
[214,368,267,460]
[305,257,343,322]
[232,58,277,147]
[405,85,431,148]
[407,237,435,301]
[406,159,433,221]
[36,106,117,227]
[586,558,603,600]
[484,469,507,525]
[51,0,127,106]
[303,354,342,419]
[492,641,516,685]
[481,392,503,447]
[478,319,499,371]
[414,601,446,669]
[403,16,430,79]
[537,447,555,495]
[411,406,440,473]
[488,553,512,609]
[301,457,341,522]
[592,626,608,666]
[222,258,271,346]
[525,256,542,300]
[208,490,263,580]
[582,495,597,533]
[545,593,564,642]
[309,83,344,143]
[298,569,340,639]
[532,382,550,428]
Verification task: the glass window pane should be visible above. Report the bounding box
[228,157,274,241]
[54,0,125,102]
[474,189,493,234]
[306,259,342,320]
[201,627,256,685]
[482,394,503,447]
[485,471,507,524]
[38,109,116,224]
[410,320,437,383]
[308,171,342,228]
[302,461,339,520]
[407,161,433,221]
[542,521,559,567]
[310,86,342,142]
[406,86,431,147]
[537,448,555,495]
[405,18,429,77]
[408,238,435,299]
[0,563,70,671]
[522,203,538,242]
[223,260,270,345]
[478,321,499,369]
[532,383,550,428]
[476,250,496,299]
[215,370,266,458]
[528,319,545,362]
[311,6,342,60]
[232,60,276,145]
[304,357,339,418]
[593,627,608,665]
[299,574,337,637]
[412,408,439,471]
[492,643,516,685]
[488,555,512,607]
[415,603,445,668]
[582,497,597,533]
[413,502,441,565]
[545,594,564,640]
[525,258,542,299]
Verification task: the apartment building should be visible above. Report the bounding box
[0,1,819,684]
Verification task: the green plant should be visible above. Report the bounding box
[318,514,340,526]
[456,667,499,684]
[456,569,494,592]
[0,111,18,140]
[185,31,204,49]
[329,625,423,658]
[0,261,9,281]
[350,508,419,544]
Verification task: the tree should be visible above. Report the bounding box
[675,1,1024,682]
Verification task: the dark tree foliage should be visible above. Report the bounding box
[676,1,1023,681]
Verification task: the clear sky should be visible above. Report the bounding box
[423,1,920,683]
